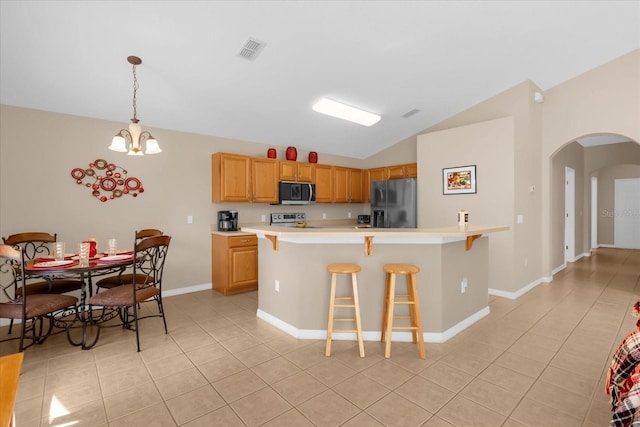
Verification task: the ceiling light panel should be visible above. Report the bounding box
[312,98,381,127]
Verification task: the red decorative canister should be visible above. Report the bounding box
[267,148,276,159]
[308,151,318,163]
[286,146,297,161]
[85,240,97,257]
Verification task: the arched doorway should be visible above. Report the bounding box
[550,133,640,269]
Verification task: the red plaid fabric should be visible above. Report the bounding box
[607,325,640,426]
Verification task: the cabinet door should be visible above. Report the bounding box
[365,167,390,203]
[212,153,251,202]
[252,158,279,203]
[387,165,407,179]
[229,246,258,289]
[349,168,364,203]
[404,163,418,178]
[279,161,298,181]
[314,164,333,203]
[333,166,350,203]
[297,163,315,182]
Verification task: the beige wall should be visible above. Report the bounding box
[0,105,374,292]
[542,49,640,274]
[416,49,639,292]
[2,48,638,297]
[417,117,515,292]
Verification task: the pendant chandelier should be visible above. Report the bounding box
[108,56,161,155]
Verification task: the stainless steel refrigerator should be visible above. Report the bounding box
[370,178,417,228]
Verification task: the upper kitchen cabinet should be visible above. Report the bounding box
[251,158,279,203]
[314,164,333,203]
[388,163,417,179]
[334,167,364,203]
[212,153,278,203]
[364,167,390,203]
[279,160,315,182]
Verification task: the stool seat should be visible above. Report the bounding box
[326,263,365,358]
[383,264,420,275]
[381,263,425,359]
[327,263,362,274]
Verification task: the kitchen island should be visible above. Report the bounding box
[239,224,508,343]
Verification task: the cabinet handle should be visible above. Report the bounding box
[240,239,249,243]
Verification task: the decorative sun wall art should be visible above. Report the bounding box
[71,158,144,202]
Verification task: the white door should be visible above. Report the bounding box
[565,167,575,263]
[591,176,598,250]
[614,178,640,249]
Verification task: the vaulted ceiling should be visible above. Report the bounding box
[1,1,638,158]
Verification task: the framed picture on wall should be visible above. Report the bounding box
[443,165,477,194]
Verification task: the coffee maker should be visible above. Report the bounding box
[217,210,238,231]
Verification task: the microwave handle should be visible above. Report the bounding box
[307,183,314,202]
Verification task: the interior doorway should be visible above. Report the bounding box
[564,166,575,264]
[614,178,640,249]
[591,176,598,250]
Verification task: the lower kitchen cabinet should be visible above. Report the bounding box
[212,233,258,295]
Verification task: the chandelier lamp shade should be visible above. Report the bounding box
[108,56,161,155]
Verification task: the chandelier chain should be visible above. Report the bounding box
[131,63,139,122]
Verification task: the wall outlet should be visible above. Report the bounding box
[322,213,327,219]
[187,215,193,224]
[348,212,352,218]
[261,214,266,222]
[275,279,280,292]
[517,214,524,224]
[461,277,468,293]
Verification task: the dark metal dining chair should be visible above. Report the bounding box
[88,234,171,351]
[2,232,82,334]
[0,244,78,352]
[95,229,163,292]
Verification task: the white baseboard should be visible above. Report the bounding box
[256,306,491,344]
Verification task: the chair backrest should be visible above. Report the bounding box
[2,232,56,261]
[0,244,25,304]
[133,235,171,289]
[135,229,163,241]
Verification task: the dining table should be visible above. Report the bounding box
[24,251,136,349]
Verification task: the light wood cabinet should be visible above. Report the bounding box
[212,152,415,205]
[212,153,278,203]
[279,161,315,182]
[251,158,279,203]
[388,163,417,179]
[364,167,389,203]
[314,164,333,203]
[212,234,258,295]
[333,167,364,203]
[349,168,364,203]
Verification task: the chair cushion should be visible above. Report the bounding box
[0,294,78,319]
[89,284,159,307]
[16,280,82,296]
[95,274,153,289]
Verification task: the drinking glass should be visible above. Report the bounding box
[78,242,90,267]
[53,242,65,261]
[107,239,118,256]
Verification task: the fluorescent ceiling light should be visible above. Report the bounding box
[312,98,381,126]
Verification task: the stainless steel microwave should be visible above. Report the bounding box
[277,181,316,205]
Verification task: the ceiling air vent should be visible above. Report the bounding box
[401,108,421,118]
[238,38,266,61]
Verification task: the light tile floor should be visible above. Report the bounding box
[1,247,639,426]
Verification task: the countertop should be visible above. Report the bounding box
[239,223,509,238]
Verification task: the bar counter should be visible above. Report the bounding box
[238,223,508,343]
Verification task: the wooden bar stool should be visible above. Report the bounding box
[381,263,426,359]
[325,263,365,358]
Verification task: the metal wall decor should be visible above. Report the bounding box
[71,158,144,202]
